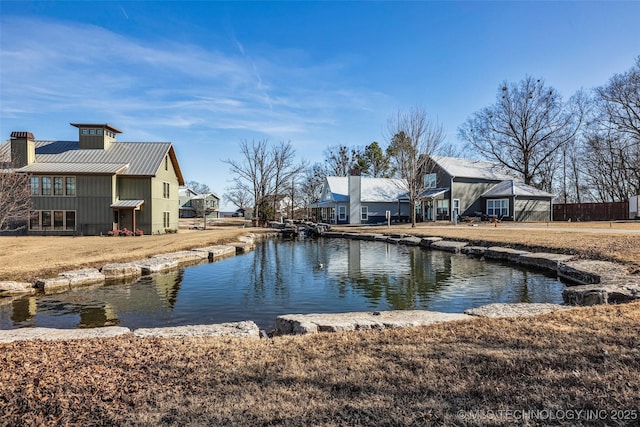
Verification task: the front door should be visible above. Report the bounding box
[113,210,119,231]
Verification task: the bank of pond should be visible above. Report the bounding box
[1,232,637,331]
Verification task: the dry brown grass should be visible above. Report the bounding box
[0,226,269,282]
[1,302,639,426]
[1,221,640,425]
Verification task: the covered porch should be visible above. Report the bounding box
[110,200,144,233]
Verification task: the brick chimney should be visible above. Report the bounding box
[10,131,36,168]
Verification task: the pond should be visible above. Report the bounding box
[0,238,566,331]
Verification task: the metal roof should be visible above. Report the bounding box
[323,176,408,203]
[481,180,555,198]
[431,156,517,181]
[0,138,185,184]
[18,162,129,174]
[70,123,123,133]
[110,200,145,209]
[417,188,448,199]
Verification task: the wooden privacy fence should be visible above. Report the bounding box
[553,201,629,221]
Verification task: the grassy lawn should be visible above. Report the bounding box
[1,221,639,425]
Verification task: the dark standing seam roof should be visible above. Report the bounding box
[25,140,173,176]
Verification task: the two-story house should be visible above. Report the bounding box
[420,156,554,222]
[179,187,220,219]
[1,123,185,235]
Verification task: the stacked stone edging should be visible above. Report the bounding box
[3,234,261,298]
[0,321,260,343]
[464,303,568,318]
[0,281,36,296]
[275,310,471,335]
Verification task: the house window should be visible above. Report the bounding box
[424,173,437,188]
[29,210,76,231]
[338,205,346,221]
[437,199,449,218]
[41,177,52,196]
[165,156,169,171]
[54,177,64,196]
[321,208,327,221]
[66,177,76,196]
[65,211,76,230]
[41,211,52,228]
[30,177,40,195]
[163,211,170,228]
[82,129,87,135]
[89,129,95,135]
[54,211,64,229]
[163,182,170,198]
[97,129,102,135]
[29,211,40,230]
[361,206,368,221]
[487,199,509,217]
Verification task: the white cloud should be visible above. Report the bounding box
[1,16,386,144]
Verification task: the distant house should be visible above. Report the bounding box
[179,187,220,219]
[178,187,199,218]
[310,176,410,224]
[0,123,185,235]
[421,156,555,222]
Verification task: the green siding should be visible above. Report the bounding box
[452,179,500,217]
[515,198,551,222]
[150,154,180,234]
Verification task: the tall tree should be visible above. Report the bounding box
[223,139,276,226]
[186,180,211,194]
[0,168,31,231]
[224,181,252,214]
[271,141,305,221]
[458,76,582,190]
[385,107,445,227]
[355,141,392,178]
[582,57,640,201]
[323,145,361,176]
[299,162,327,218]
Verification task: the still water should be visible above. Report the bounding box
[0,238,565,330]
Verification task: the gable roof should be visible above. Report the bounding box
[481,180,555,198]
[431,156,517,181]
[324,176,408,203]
[1,139,185,184]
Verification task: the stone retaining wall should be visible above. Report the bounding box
[1,234,264,298]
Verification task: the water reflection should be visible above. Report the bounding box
[0,239,565,330]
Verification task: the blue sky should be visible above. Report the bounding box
[1,1,639,206]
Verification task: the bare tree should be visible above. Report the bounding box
[385,107,445,227]
[458,76,582,191]
[0,167,31,231]
[186,180,211,194]
[299,162,327,219]
[224,181,252,215]
[323,145,361,176]
[224,139,276,226]
[271,141,305,221]
[582,57,640,200]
